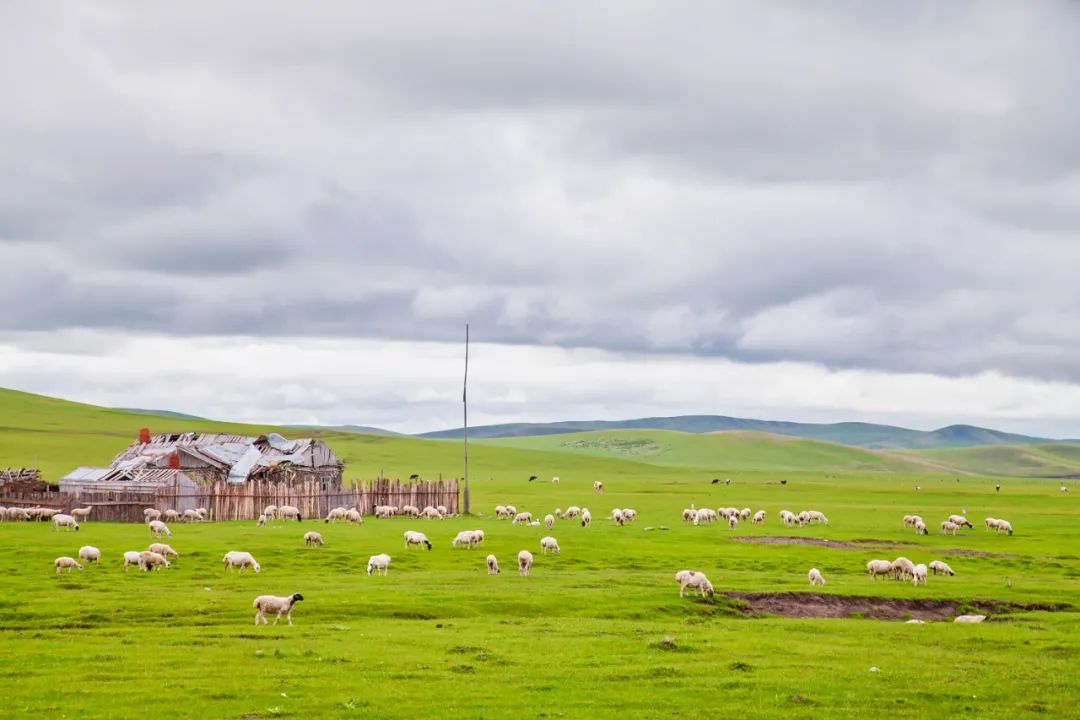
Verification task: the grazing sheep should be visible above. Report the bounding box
[564,506,581,519]
[1061,485,1068,493]
[71,506,93,522]
[194,508,208,520]
[808,568,825,586]
[912,563,928,586]
[929,560,955,576]
[891,556,916,581]
[679,571,715,598]
[779,510,796,526]
[806,510,828,524]
[674,569,696,586]
[52,514,79,532]
[374,505,396,519]
[694,508,716,525]
[554,508,563,519]
[581,509,592,527]
[148,520,172,537]
[149,543,179,559]
[437,505,449,516]
[610,508,625,526]
[123,551,142,571]
[345,509,363,524]
[163,509,181,522]
[452,530,480,549]
[752,510,766,524]
[903,514,920,528]
[143,508,162,522]
[544,513,555,530]
[404,530,432,550]
[257,514,267,527]
[138,551,170,571]
[682,508,697,523]
[940,520,959,536]
[948,514,974,529]
[740,508,752,521]
[263,505,278,520]
[401,505,420,517]
[511,511,533,525]
[55,556,82,575]
[472,529,485,544]
[540,536,560,554]
[867,559,893,580]
[486,554,500,574]
[223,550,261,573]
[954,615,986,624]
[182,509,203,523]
[304,531,324,547]
[78,546,101,565]
[325,507,347,523]
[551,476,560,484]
[517,550,533,575]
[621,508,637,523]
[593,481,603,493]
[253,593,304,625]
[420,505,444,520]
[366,553,391,576]
[914,519,928,535]
[278,505,302,521]
[990,518,1014,535]
[727,514,738,530]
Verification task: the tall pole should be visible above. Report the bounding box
[463,323,470,515]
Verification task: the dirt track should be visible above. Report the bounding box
[723,591,1070,619]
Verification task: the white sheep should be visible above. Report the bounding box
[452,530,480,549]
[404,530,432,550]
[679,571,714,598]
[304,531,324,547]
[540,536,560,554]
[580,509,592,527]
[472,529,485,544]
[739,508,752,521]
[437,505,449,516]
[554,508,563,519]
[374,505,396,519]
[421,505,444,520]
[914,520,928,535]
[78,545,102,565]
[163,509,181,522]
[402,505,420,518]
[903,514,921,528]
[928,560,955,576]
[52,514,79,532]
[279,505,302,521]
[808,568,825,586]
[621,508,637,523]
[993,519,1014,535]
[593,481,604,493]
[70,506,93,522]
[366,553,391,576]
[940,520,959,536]
[223,550,261,573]
[779,510,796,527]
[947,514,973,529]
[148,520,171,537]
[263,505,278,520]
[682,508,697,523]
[143,508,162,522]
[55,556,83,575]
[511,511,533,525]
[325,507,347,523]
[123,550,142,571]
[867,559,892,580]
[257,514,267,527]
[564,506,581,519]
[195,508,208,520]
[954,614,986,624]
[253,593,304,625]
[486,554,500,574]
[494,505,511,519]
[517,550,533,575]
[345,509,363,524]
[149,543,179,559]
[182,509,203,523]
[611,508,625,526]
[551,476,560,484]
[751,510,766,524]
[727,514,738,530]
[139,551,170,571]
[912,563,928,586]
[891,557,916,581]
[544,513,555,530]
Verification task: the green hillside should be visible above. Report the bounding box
[913,443,1080,478]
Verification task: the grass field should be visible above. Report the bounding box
[2,388,1079,718]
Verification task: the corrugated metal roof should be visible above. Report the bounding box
[58,467,112,482]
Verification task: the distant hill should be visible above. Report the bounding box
[912,443,1080,478]
[113,407,207,420]
[287,424,402,436]
[420,415,1070,450]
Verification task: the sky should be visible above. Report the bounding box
[3,2,1080,436]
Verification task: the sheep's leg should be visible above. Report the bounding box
[286,611,293,626]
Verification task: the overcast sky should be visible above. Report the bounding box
[4,2,1080,435]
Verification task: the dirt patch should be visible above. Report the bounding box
[729,536,1017,558]
[723,592,1071,620]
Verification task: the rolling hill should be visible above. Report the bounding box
[912,443,1080,479]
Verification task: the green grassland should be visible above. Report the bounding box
[914,443,1080,479]
[2,388,1079,718]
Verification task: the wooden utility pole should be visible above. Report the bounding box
[463,323,470,515]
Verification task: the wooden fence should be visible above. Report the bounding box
[0,478,460,523]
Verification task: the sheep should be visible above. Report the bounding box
[223,550,261,573]
[984,516,998,531]
[564,506,581,519]
[139,551,170,571]
[404,530,432,550]
[472,529,485,544]
[914,519,928,535]
[517,550,533,575]
[740,507,752,521]
[940,520,959,536]
[807,510,828,524]
[581,509,592,527]
[263,505,278,520]
[540,536,560,554]
[194,508,208,520]
[551,476,560,484]
[437,505,449,516]
[52,514,79,532]
[374,505,396,519]
[122,551,142,571]
[149,543,179,559]
[554,508,563,519]
[796,511,810,526]
[954,614,986,624]
[345,509,363,525]
[727,514,738,530]
[902,514,920,528]
[494,505,511,519]
[682,508,697,523]
[867,559,893,580]
[304,531,324,547]
[253,593,304,625]
[674,569,696,586]
[912,563,928,586]
[593,481,603,493]
[55,556,83,575]
[70,506,93,522]
[544,513,555,530]
[992,518,1014,535]
[486,554,500,574]
[325,507,347,523]
[257,514,267,527]
[77,545,101,566]
[752,510,766,524]
[948,514,974,529]
[891,556,916,581]
[163,509,181,522]
[420,506,444,520]
[402,505,420,517]
[779,510,796,527]
[805,567,825,586]
[679,571,715,598]
[148,520,172,537]
[452,530,480,549]
[610,508,625,526]
[1061,485,1068,493]
[929,560,955,576]
[511,511,533,525]
[182,509,203,523]
[366,553,391,576]
[143,508,162,522]
[278,505,302,521]
[622,508,637,523]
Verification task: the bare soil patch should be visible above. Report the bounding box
[723,592,1070,620]
[729,536,1017,558]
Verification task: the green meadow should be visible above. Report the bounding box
[1,388,1078,718]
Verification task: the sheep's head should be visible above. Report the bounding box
[253,562,262,573]
[292,593,304,602]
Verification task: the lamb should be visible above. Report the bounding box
[540,536,560,554]
[149,543,179,559]
[345,509,363,525]
[52,514,79,532]
[304,531,324,547]
[940,520,959,536]
[148,520,172,537]
[163,509,181,522]
[182,509,203,522]
[867,559,893,580]
[452,530,480,548]
[891,556,916,581]
[948,514,974,529]
[511,511,533,525]
[679,571,715,598]
[78,545,102,565]
[223,550,261,573]
[123,551,143,571]
[808,568,825,586]
[325,507,347,523]
[404,530,432,550]
[486,554,500,574]
[143,508,162,522]
[752,510,766,524]
[366,553,391,576]
[278,505,302,521]
[139,551,170,571]
[580,509,592,527]
[517,550,533,575]
[554,508,563,519]
[70,506,93,522]
[55,556,83,574]
[544,513,555,530]
[593,480,604,493]
[253,593,304,625]
[928,560,955,576]
[912,563,928,586]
